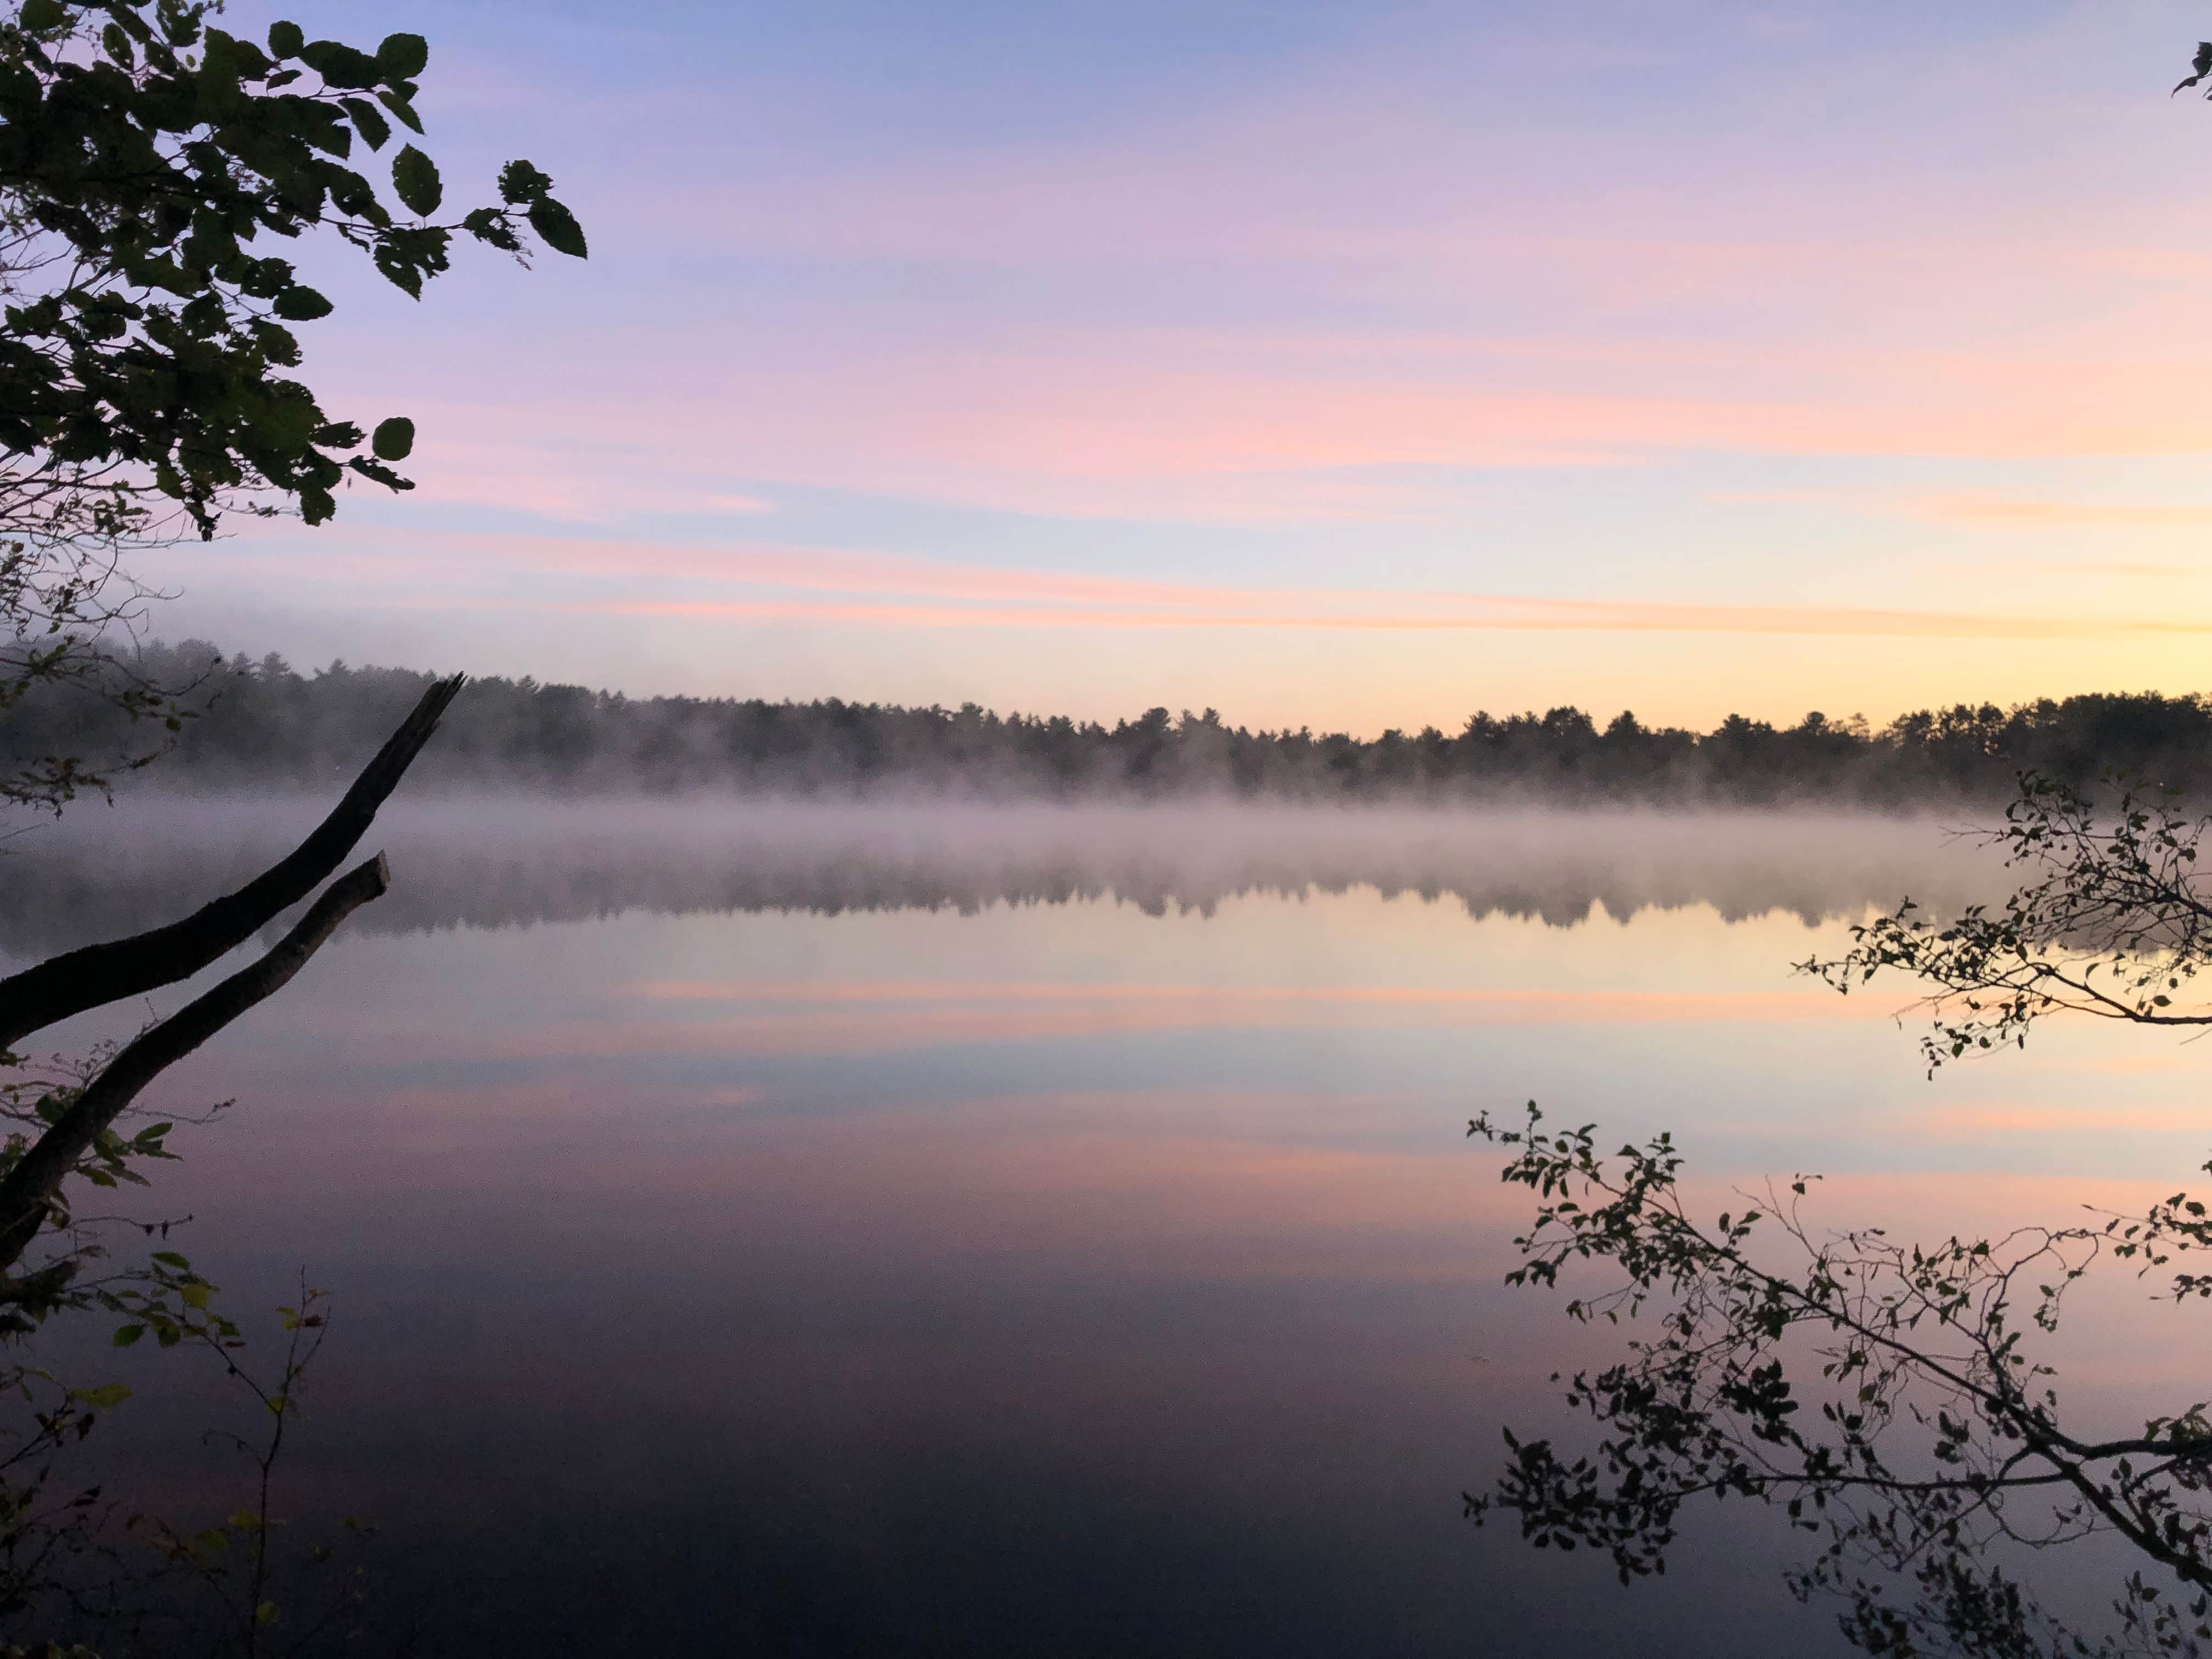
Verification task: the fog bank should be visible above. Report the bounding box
[0,797,2009,960]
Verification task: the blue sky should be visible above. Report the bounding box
[144,1,2212,731]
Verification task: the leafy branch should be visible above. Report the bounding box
[1468,1103,2212,1656]
[1,0,586,533]
[1802,774,2212,1074]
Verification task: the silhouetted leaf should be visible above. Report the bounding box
[271,286,332,321]
[392,144,442,216]
[462,207,522,251]
[370,416,414,460]
[528,197,587,258]
[376,32,427,78]
[300,38,381,88]
[498,159,554,204]
[340,96,391,150]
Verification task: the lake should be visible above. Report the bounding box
[6,800,2208,1656]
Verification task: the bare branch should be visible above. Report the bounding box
[0,674,461,1052]
[0,855,390,1274]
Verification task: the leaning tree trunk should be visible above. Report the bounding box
[0,674,465,1295]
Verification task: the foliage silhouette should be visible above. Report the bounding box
[1805,776,2212,1074]
[0,0,582,812]
[0,2,583,1643]
[0,681,454,1649]
[18,641,2212,805]
[1471,770,2212,1649]
[1468,1101,2212,1655]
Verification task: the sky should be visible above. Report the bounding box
[138,0,2212,733]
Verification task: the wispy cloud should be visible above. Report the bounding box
[196,524,2212,640]
[591,595,2212,639]
[139,2,2212,713]
[375,338,2212,529]
[1917,498,2212,529]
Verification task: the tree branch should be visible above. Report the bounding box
[0,855,391,1274]
[0,674,461,1052]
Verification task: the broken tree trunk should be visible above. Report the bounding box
[0,674,462,1056]
[0,675,465,1284]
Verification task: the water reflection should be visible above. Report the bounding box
[0,804,2185,1657]
[0,797,2007,955]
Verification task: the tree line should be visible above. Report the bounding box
[18,638,2212,803]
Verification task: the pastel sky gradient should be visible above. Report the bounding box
[149,0,2212,731]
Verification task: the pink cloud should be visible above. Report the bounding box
[1915,498,2212,529]
[337,325,2212,531]
[279,9,2212,546]
[191,523,2212,640]
[587,596,2212,639]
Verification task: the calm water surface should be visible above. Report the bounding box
[8,802,2209,1656]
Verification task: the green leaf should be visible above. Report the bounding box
[272,286,333,321]
[347,456,415,491]
[527,198,588,259]
[72,1383,132,1409]
[202,25,272,81]
[2181,43,2212,95]
[179,1281,212,1310]
[375,87,425,134]
[370,416,415,460]
[112,1324,145,1347]
[150,1250,189,1267]
[18,0,66,31]
[376,32,427,78]
[498,159,555,205]
[462,207,522,253]
[340,97,391,151]
[300,38,382,88]
[391,145,443,217]
[268,19,304,58]
[372,247,425,300]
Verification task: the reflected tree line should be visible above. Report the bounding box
[0,802,2007,959]
[17,640,2212,803]
[1471,776,2212,1654]
[2,2,2212,1656]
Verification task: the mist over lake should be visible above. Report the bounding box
[3,796,2011,950]
[7,801,2196,1656]
[12,1,2212,1651]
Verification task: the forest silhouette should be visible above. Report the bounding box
[19,640,2212,805]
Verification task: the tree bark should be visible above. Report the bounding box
[0,855,392,1272]
[0,674,462,1054]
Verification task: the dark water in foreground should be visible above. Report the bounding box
[7,802,2208,1656]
